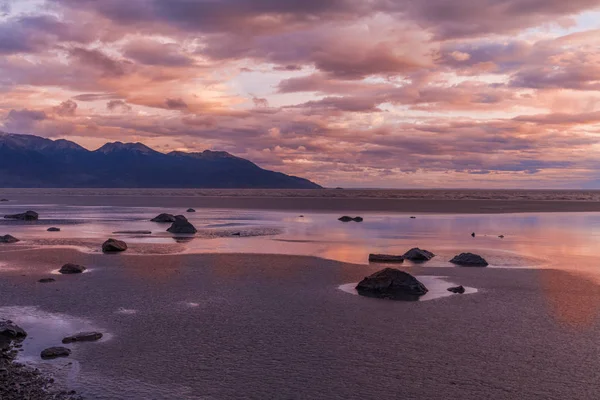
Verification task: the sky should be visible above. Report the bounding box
[1,0,600,188]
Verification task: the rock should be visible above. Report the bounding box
[0,321,27,339]
[167,215,197,234]
[62,332,103,344]
[3,210,38,221]
[0,235,19,244]
[151,213,176,223]
[338,216,363,222]
[40,347,71,360]
[232,232,241,236]
[410,216,416,219]
[102,238,128,253]
[368,254,404,263]
[353,216,363,222]
[38,278,56,283]
[471,232,476,237]
[0,198,8,202]
[299,215,304,218]
[59,263,86,274]
[356,268,428,300]
[449,252,489,267]
[112,230,152,234]
[448,285,466,294]
[498,235,504,239]
[402,248,435,262]
[186,208,196,213]
[47,227,60,232]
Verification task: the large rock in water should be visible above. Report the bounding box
[167,215,197,234]
[0,234,19,243]
[102,238,128,253]
[151,213,176,223]
[62,331,103,344]
[59,263,86,274]
[356,268,428,301]
[41,347,71,360]
[0,320,27,339]
[449,253,488,267]
[368,254,404,263]
[3,210,38,220]
[403,248,435,262]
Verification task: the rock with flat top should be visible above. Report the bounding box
[4,210,38,220]
[62,332,103,344]
[450,253,488,267]
[167,215,197,234]
[356,268,428,301]
[338,216,363,222]
[0,321,27,339]
[403,248,435,262]
[447,285,465,294]
[187,208,196,213]
[151,213,176,223]
[41,347,71,359]
[102,238,128,253]
[59,263,86,274]
[368,254,404,263]
[0,235,19,243]
[47,227,60,232]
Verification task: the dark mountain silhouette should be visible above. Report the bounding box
[0,132,321,188]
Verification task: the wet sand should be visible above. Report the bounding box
[1,249,600,399]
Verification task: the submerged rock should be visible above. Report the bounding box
[47,227,60,232]
[0,235,19,244]
[62,332,103,344]
[38,278,56,283]
[3,210,38,221]
[41,347,71,360]
[102,238,128,253]
[368,254,404,263]
[167,215,197,234]
[356,268,428,301]
[447,285,466,294]
[403,248,435,262]
[112,230,152,235]
[59,263,86,274]
[0,321,27,339]
[151,213,176,223]
[450,253,489,267]
[338,216,363,222]
[186,208,196,213]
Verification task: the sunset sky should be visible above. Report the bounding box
[1,0,600,188]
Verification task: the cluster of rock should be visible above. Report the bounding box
[356,268,428,301]
[167,215,197,234]
[3,210,38,221]
[338,216,363,222]
[368,248,436,264]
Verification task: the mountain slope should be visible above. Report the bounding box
[0,132,321,188]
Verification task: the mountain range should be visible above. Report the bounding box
[0,132,321,188]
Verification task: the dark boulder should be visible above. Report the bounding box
[62,332,103,344]
[450,253,488,267]
[403,248,435,262]
[471,232,476,237]
[356,268,428,301]
[498,235,504,239]
[0,321,27,339]
[59,263,86,274]
[447,285,466,294]
[41,347,71,360]
[38,278,56,283]
[167,215,197,234]
[338,216,363,222]
[47,227,60,232]
[0,234,19,244]
[368,254,404,263]
[187,208,196,213]
[353,217,363,222]
[102,238,128,253]
[4,210,38,220]
[151,213,176,223]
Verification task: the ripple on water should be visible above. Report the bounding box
[338,276,478,301]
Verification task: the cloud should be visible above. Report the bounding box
[53,100,77,117]
[123,39,195,67]
[3,108,47,132]
[69,47,130,77]
[165,98,188,110]
[106,100,132,112]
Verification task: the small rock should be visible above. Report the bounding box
[0,234,19,243]
[338,216,363,222]
[447,285,466,294]
[62,332,103,344]
[471,232,476,237]
[40,347,71,360]
[59,263,86,274]
[112,230,152,235]
[232,232,241,236]
[449,252,489,267]
[0,321,27,339]
[410,216,416,219]
[353,216,363,222]
[38,278,56,283]
[356,268,428,300]
[299,215,304,218]
[0,199,8,202]
[3,210,39,220]
[186,208,196,213]
[498,235,504,239]
[368,254,404,263]
[402,248,435,262]
[47,227,60,232]
[102,238,128,253]
[151,213,176,223]
[167,215,197,234]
